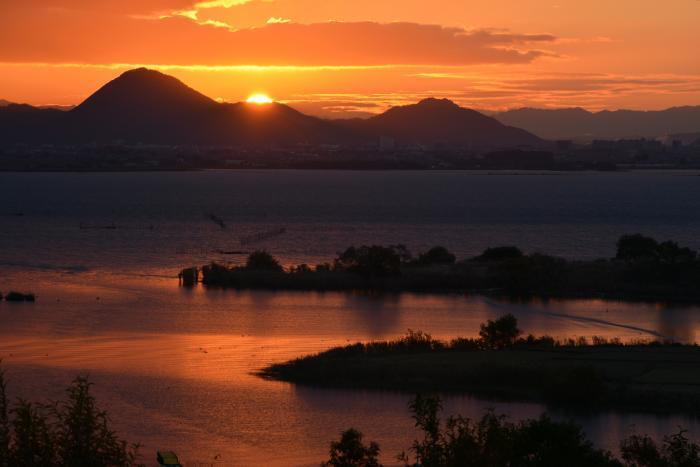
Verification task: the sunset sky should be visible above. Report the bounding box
[1,0,699,117]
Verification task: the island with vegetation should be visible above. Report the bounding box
[181,234,700,303]
[261,315,700,415]
[0,291,35,302]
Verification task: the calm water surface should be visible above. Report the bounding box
[2,171,700,465]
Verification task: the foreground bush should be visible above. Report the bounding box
[0,366,142,467]
[322,428,381,467]
[325,395,700,467]
[621,430,700,466]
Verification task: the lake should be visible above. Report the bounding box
[2,170,700,465]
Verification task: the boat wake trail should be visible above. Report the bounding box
[483,299,671,340]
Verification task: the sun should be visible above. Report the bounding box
[246,93,273,104]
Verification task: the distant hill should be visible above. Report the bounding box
[38,104,75,111]
[494,106,700,140]
[69,68,355,145]
[340,98,542,148]
[0,68,539,148]
[4,71,700,147]
[0,69,349,145]
[0,99,73,111]
[0,103,67,143]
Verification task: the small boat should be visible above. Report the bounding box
[157,450,182,467]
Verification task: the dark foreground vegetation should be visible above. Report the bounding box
[262,315,700,415]
[321,394,700,467]
[0,291,35,302]
[183,234,700,302]
[0,366,142,466]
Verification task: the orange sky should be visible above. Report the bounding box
[1,0,699,116]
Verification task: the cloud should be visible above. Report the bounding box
[194,0,253,8]
[0,4,555,66]
[267,17,291,24]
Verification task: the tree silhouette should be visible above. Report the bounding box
[479,314,521,349]
[322,428,382,467]
[473,246,523,262]
[334,246,402,277]
[616,234,659,261]
[415,247,456,266]
[245,250,283,272]
[0,368,142,467]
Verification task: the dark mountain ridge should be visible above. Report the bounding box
[339,98,541,147]
[0,68,540,148]
[495,106,700,140]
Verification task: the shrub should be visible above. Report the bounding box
[334,246,402,277]
[415,247,456,266]
[327,395,700,467]
[478,314,521,349]
[396,330,445,352]
[656,241,697,264]
[245,250,283,272]
[322,428,382,467]
[55,377,141,467]
[473,246,524,262]
[0,368,142,467]
[10,400,56,465]
[616,234,698,264]
[399,394,618,467]
[290,264,313,274]
[621,430,700,466]
[616,234,659,262]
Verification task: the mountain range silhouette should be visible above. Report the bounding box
[0,68,541,148]
[494,106,700,140]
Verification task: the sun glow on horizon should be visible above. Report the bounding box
[246,93,274,104]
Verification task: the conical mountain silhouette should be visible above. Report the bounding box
[66,68,345,144]
[73,68,217,117]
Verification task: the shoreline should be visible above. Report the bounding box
[3,166,700,173]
